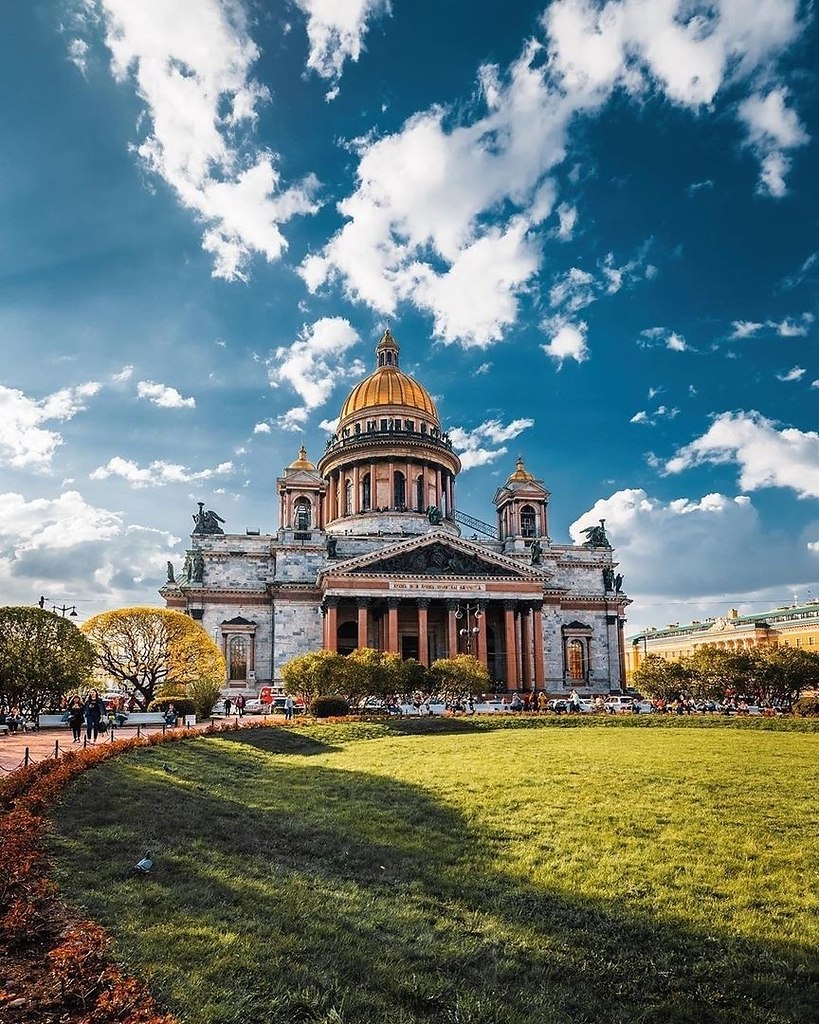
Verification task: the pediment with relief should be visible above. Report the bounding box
[324,534,547,581]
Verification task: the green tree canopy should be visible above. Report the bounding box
[0,606,95,715]
[429,654,490,702]
[633,654,695,701]
[281,650,349,707]
[82,607,225,710]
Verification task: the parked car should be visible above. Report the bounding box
[472,700,511,714]
[243,698,264,714]
[604,695,635,713]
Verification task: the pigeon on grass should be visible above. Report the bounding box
[133,850,153,876]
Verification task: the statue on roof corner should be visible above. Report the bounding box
[426,505,442,525]
[581,519,610,548]
[530,538,542,565]
[192,502,225,535]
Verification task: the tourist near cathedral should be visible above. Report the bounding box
[162,329,630,696]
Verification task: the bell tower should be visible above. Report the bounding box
[493,457,550,554]
[276,446,326,538]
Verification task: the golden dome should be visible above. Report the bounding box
[287,445,315,471]
[338,329,439,424]
[507,456,534,483]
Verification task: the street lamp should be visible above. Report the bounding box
[455,602,481,654]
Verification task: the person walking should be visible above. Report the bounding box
[84,689,105,744]
[223,696,232,716]
[284,694,294,722]
[235,694,246,718]
[66,693,85,743]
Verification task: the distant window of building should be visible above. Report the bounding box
[361,473,371,511]
[796,637,802,647]
[405,419,414,431]
[567,638,586,680]
[294,498,311,531]
[229,636,247,680]
[520,505,536,537]
[809,637,815,645]
[381,419,388,431]
[394,470,406,509]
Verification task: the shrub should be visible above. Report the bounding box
[186,677,224,720]
[148,697,196,717]
[310,695,350,718]
[792,693,819,716]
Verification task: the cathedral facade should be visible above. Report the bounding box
[161,330,630,696]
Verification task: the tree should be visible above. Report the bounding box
[344,647,403,706]
[744,645,819,708]
[685,646,754,701]
[0,606,96,715]
[429,654,490,703]
[633,654,694,701]
[82,608,225,710]
[281,650,349,707]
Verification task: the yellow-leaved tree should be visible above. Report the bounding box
[82,607,225,710]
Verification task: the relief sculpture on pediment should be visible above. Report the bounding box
[349,541,515,577]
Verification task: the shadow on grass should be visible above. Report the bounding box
[49,740,819,1024]
[216,728,340,756]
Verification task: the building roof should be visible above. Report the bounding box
[338,329,439,424]
[287,445,316,472]
[629,600,819,642]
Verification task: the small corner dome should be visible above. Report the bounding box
[288,445,315,471]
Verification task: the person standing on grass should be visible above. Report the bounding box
[84,689,105,744]
[235,694,246,718]
[66,693,84,743]
[284,694,294,721]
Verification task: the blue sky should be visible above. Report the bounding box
[1,0,818,632]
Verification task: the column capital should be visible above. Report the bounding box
[387,596,401,609]
[356,596,372,608]
[416,597,431,609]
[322,595,340,611]
[446,599,460,612]
[503,599,517,612]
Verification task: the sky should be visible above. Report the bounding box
[1,0,818,634]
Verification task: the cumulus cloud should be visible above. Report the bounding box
[449,417,534,471]
[776,366,805,382]
[569,487,819,631]
[630,405,679,426]
[0,382,100,469]
[82,0,319,281]
[293,0,391,98]
[67,37,89,75]
[267,317,363,430]
[90,456,233,488]
[302,1,801,345]
[541,320,588,364]
[665,411,819,499]
[554,201,577,240]
[111,365,134,383]
[253,421,272,434]
[137,380,196,408]
[639,327,689,351]
[729,312,813,339]
[738,87,808,197]
[0,489,181,612]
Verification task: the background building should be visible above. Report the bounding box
[626,602,819,678]
[162,330,630,695]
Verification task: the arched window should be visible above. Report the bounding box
[415,475,424,511]
[520,505,536,537]
[229,636,247,680]
[567,639,586,680]
[394,470,406,509]
[361,473,371,511]
[345,479,353,515]
[294,498,311,531]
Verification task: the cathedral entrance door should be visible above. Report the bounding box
[401,635,419,660]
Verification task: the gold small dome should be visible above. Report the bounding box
[338,329,439,424]
[507,456,534,483]
[287,445,315,471]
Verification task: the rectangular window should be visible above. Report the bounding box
[796,637,802,646]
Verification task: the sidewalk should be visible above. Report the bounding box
[0,720,213,774]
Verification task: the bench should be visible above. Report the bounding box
[36,712,170,730]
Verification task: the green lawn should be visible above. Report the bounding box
[47,719,819,1024]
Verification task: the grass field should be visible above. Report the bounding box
[47,719,819,1024]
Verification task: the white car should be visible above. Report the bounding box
[604,695,635,713]
[472,700,511,714]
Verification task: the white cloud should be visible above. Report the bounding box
[450,417,534,471]
[570,487,819,631]
[630,410,650,424]
[630,405,679,426]
[0,489,182,612]
[111,365,134,383]
[0,382,100,469]
[555,202,577,240]
[728,313,813,339]
[90,457,233,488]
[686,179,714,194]
[807,541,819,554]
[776,366,805,382]
[665,411,819,499]
[137,380,196,408]
[67,37,89,75]
[541,320,588,364]
[318,417,339,433]
[294,0,391,98]
[729,320,763,338]
[84,0,319,281]
[301,1,800,345]
[549,267,596,312]
[267,317,362,430]
[475,362,492,375]
[738,88,808,197]
[639,327,689,351]
[253,421,272,434]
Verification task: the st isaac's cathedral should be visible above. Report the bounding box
[161,329,630,696]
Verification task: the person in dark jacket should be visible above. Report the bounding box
[84,689,105,743]
[66,693,85,743]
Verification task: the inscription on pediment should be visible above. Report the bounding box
[348,542,519,577]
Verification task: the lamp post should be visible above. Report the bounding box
[455,602,481,654]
